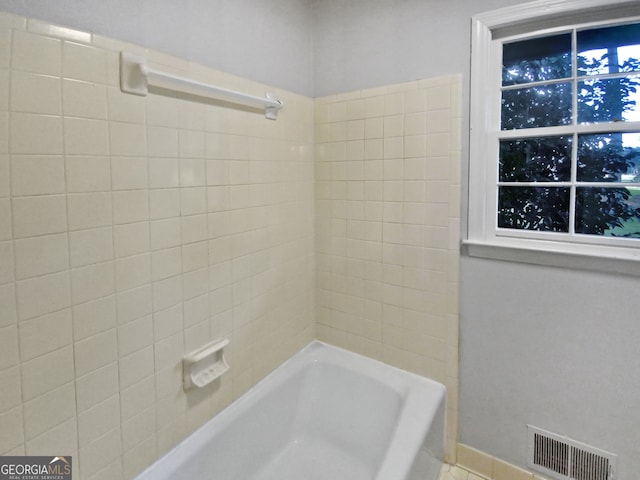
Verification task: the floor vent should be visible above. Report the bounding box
[527,426,617,480]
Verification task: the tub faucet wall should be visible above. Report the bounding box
[0,12,315,479]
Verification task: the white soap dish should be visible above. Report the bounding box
[183,338,229,391]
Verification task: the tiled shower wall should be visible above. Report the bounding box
[314,77,462,461]
[0,12,315,479]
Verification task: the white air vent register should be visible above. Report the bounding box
[527,425,617,480]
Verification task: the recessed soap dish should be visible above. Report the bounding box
[183,338,229,391]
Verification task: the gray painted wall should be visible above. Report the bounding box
[460,257,640,478]
[0,0,314,96]
[2,0,639,476]
[311,0,530,97]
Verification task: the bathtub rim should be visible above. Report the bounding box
[134,339,446,480]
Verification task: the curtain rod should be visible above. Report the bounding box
[119,52,284,120]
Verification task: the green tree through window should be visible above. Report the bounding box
[498,23,640,239]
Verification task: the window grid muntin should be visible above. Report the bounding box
[495,22,640,245]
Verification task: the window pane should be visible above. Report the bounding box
[502,33,572,86]
[575,187,640,237]
[498,186,570,232]
[577,132,640,182]
[577,23,640,76]
[500,136,572,182]
[578,76,640,123]
[502,83,572,129]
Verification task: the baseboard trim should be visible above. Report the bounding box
[456,443,549,480]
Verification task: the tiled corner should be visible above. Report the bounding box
[314,75,462,461]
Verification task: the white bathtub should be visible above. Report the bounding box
[135,341,446,480]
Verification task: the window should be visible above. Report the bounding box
[468,0,640,272]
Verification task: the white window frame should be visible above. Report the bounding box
[467,0,640,275]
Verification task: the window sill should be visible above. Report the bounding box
[462,237,640,277]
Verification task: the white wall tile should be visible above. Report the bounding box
[108,87,145,124]
[207,186,229,212]
[122,431,156,479]
[74,329,117,377]
[182,241,208,273]
[0,325,18,370]
[0,284,17,328]
[122,406,156,451]
[180,158,206,186]
[180,187,207,215]
[111,156,148,190]
[63,41,107,84]
[86,459,123,480]
[154,332,183,372]
[64,117,109,155]
[72,295,116,341]
[69,226,114,268]
[119,346,154,389]
[71,261,114,305]
[11,154,65,196]
[0,154,9,197]
[151,247,182,282]
[11,30,61,76]
[0,366,21,414]
[179,130,205,159]
[151,217,181,250]
[14,233,68,279]
[78,427,121,479]
[149,189,180,219]
[23,381,76,440]
[146,95,178,128]
[11,70,61,115]
[63,78,108,119]
[11,113,63,154]
[0,406,24,453]
[19,309,72,362]
[21,345,74,401]
[0,241,13,285]
[115,254,151,292]
[113,190,149,224]
[181,214,207,245]
[113,222,149,258]
[67,192,112,230]
[120,375,155,421]
[25,416,77,456]
[78,394,120,446]
[116,286,151,325]
[75,362,119,413]
[117,314,153,357]
[152,275,182,312]
[184,293,209,328]
[12,195,67,237]
[16,271,71,321]
[153,304,183,341]
[110,122,146,157]
[27,20,90,43]
[66,156,111,193]
[149,157,179,188]
[0,112,7,154]
[0,69,8,111]
[0,198,10,241]
[206,158,229,185]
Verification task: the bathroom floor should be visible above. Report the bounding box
[440,464,486,480]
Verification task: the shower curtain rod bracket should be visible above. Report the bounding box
[119,52,284,120]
